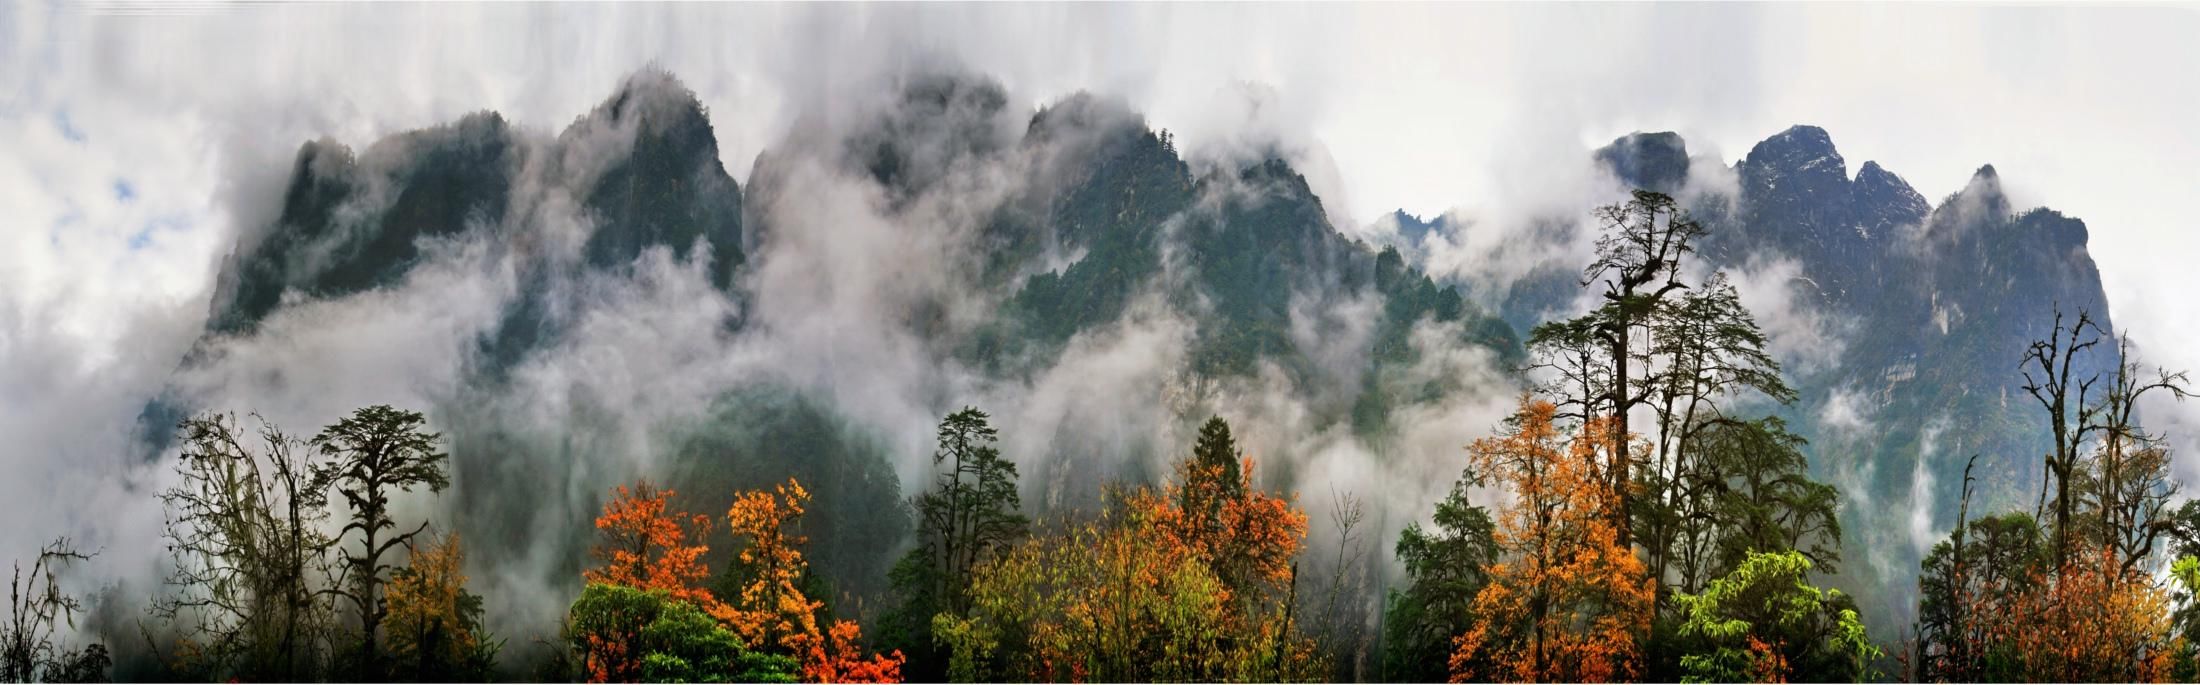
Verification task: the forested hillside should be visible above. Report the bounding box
[7,68,2192,684]
[1382,124,2133,641]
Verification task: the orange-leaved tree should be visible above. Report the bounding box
[936,419,1319,683]
[586,481,719,611]
[1974,545,2175,682]
[1151,417,1315,680]
[941,485,1320,683]
[573,481,731,683]
[1158,416,1309,598]
[723,478,904,683]
[1451,397,1653,683]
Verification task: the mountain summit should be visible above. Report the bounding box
[1513,124,2116,633]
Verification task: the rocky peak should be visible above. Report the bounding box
[1386,209,1440,247]
[1026,91,1144,144]
[1962,164,2006,205]
[1594,131,1691,194]
[2020,208,2092,252]
[1853,160,1930,234]
[848,71,1015,198]
[1741,125,1848,189]
[568,69,743,286]
[1943,163,2014,225]
[583,68,713,141]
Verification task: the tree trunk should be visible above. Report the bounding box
[1613,325,1633,550]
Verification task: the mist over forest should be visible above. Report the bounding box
[6,4,2199,683]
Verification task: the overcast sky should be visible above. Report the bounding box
[5,2,2199,523]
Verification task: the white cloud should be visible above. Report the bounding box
[1819,386,1877,438]
[1728,255,1855,375]
[6,0,2200,659]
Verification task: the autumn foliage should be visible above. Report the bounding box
[939,487,1318,682]
[1927,542,2176,682]
[573,478,899,683]
[721,479,905,683]
[1155,453,1308,595]
[576,483,732,683]
[934,420,1316,683]
[565,583,795,684]
[1450,398,1653,683]
[587,482,721,612]
[384,532,494,680]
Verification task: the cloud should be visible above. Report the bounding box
[1818,385,1878,438]
[1727,255,1856,375]
[6,0,2200,665]
[1909,417,1951,559]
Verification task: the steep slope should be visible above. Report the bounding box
[207,70,744,342]
[130,68,1523,653]
[1419,125,2119,636]
[208,111,521,336]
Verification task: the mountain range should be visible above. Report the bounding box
[1386,122,2114,632]
[133,68,2115,645]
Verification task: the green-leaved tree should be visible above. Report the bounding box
[1673,550,1879,683]
[882,407,1026,681]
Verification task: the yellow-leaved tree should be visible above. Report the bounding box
[934,417,1319,683]
[385,532,496,681]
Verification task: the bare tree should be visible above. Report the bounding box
[1309,489,1368,680]
[1525,316,1612,427]
[2019,307,2106,565]
[2078,334,2192,576]
[3,539,108,683]
[151,412,335,681]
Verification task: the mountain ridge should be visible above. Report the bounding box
[1390,124,2117,635]
[132,70,1528,652]
[131,68,2121,652]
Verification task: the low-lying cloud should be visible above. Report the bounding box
[8,1,2200,668]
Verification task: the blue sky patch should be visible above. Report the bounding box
[52,108,86,143]
[113,179,135,203]
[126,215,189,252]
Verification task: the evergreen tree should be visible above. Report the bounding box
[310,405,453,678]
[1177,416,1248,584]
[882,407,1027,681]
[1381,471,1497,682]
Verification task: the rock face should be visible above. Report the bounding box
[167,67,1517,446]
[143,70,752,447]
[575,70,747,290]
[135,68,1526,648]
[1594,130,1691,195]
[209,72,745,340]
[1499,125,2114,632]
[1388,124,2117,634]
[210,112,522,336]
[138,65,2125,647]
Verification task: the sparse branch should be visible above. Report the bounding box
[152,411,335,681]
